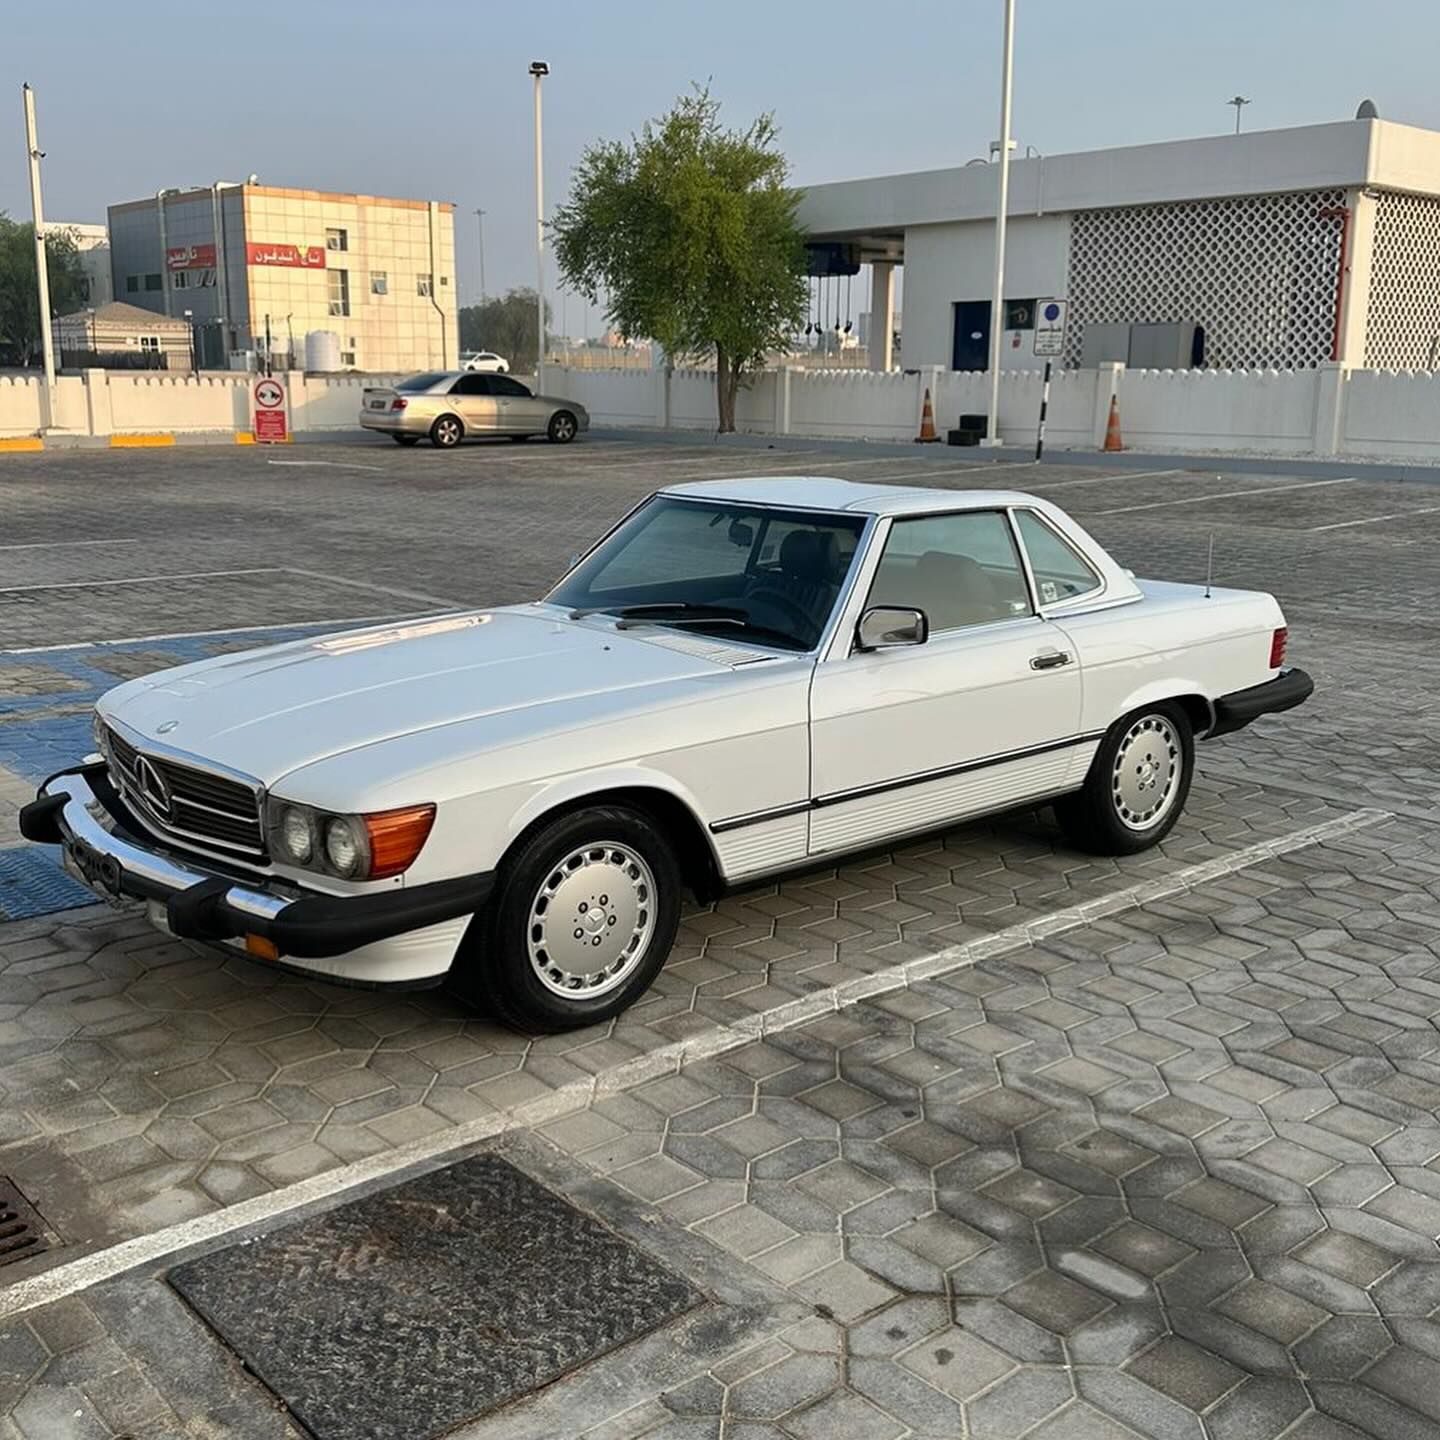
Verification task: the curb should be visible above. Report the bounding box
[108,433,175,448]
[0,437,43,453]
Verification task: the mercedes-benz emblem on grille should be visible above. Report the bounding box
[135,755,173,818]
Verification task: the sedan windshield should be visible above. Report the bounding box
[547,497,866,652]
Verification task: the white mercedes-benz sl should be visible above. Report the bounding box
[23,477,1312,1031]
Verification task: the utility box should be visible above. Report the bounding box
[1129,322,1202,369]
[1079,323,1130,369]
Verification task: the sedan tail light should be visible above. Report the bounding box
[391,396,408,411]
[1269,627,1288,668]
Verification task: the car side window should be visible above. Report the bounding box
[450,374,491,396]
[1015,510,1102,604]
[491,376,530,397]
[867,511,1032,633]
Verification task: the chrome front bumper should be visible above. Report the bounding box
[20,765,492,970]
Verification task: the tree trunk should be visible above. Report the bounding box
[715,344,738,433]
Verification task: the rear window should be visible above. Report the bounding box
[396,372,450,392]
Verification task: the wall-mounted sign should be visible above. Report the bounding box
[166,244,217,270]
[245,242,326,269]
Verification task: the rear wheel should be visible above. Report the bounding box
[547,411,578,444]
[429,414,463,449]
[450,804,681,1032]
[1054,702,1193,854]
[392,434,421,446]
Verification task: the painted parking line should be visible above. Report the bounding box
[0,537,146,553]
[1039,467,1185,488]
[5,613,418,656]
[0,568,282,596]
[0,802,1387,1322]
[267,459,385,473]
[1307,503,1440,532]
[1094,475,1359,516]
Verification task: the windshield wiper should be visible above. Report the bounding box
[567,602,748,622]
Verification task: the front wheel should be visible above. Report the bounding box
[547,411,578,444]
[450,804,682,1031]
[429,414,464,449]
[1053,702,1194,855]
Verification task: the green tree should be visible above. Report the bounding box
[457,287,552,374]
[552,89,808,432]
[0,213,89,365]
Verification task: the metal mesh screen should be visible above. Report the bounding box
[1066,189,1347,369]
[1364,191,1440,369]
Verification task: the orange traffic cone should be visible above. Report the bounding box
[915,387,940,443]
[1103,392,1124,452]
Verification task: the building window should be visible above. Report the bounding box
[326,227,348,252]
[172,271,188,290]
[144,273,162,291]
[370,270,388,295]
[417,274,433,297]
[328,268,351,317]
[440,275,449,286]
[126,275,139,293]
[139,335,160,352]
[341,350,356,366]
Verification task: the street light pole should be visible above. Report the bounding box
[22,83,56,428]
[1228,95,1251,133]
[530,60,549,382]
[474,207,487,302]
[983,0,1016,447]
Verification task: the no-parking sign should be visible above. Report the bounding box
[253,377,289,443]
[1034,299,1067,357]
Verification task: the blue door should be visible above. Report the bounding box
[952,301,991,371]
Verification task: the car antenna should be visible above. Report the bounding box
[1204,531,1215,599]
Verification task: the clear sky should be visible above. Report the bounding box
[4,0,1438,327]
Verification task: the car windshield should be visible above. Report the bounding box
[547,496,866,652]
[396,372,451,392]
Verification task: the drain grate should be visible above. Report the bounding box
[0,1178,49,1269]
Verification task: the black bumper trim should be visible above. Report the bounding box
[1211,667,1314,737]
[164,872,494,958]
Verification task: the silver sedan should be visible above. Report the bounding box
[360,371,590,448]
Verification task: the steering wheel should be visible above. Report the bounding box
[744,587,816,637]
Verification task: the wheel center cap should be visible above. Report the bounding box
[581,907,608,934]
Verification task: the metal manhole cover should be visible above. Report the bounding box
[0,1178,50,1269]
[168,1154,702,1440]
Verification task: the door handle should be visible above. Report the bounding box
[1030,650,1073,671]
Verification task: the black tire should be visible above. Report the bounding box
[547,410,579,444]
[392,434,421,446]
[1053,701,1194,855]
[429,414,464,449]
[450,804,682,1032]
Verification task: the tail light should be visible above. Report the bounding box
[391,396,408,411]
[1269,627,1288,668]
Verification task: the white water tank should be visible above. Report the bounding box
[304,330,342,372]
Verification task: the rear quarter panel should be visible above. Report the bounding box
[1051,582,1286,735]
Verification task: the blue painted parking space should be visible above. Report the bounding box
[0,621,355,920]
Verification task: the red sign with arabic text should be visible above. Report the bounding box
[245,242,326,269]
[166,244,217,270]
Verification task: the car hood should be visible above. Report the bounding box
[98,607,762,786]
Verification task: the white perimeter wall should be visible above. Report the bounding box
[11,361,1440,467]
[0,371,399,438]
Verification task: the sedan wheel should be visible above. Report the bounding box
[430,415,463,448]
[547,411,578,444]
[1054,701,1194,855]
[450,804,681,1031]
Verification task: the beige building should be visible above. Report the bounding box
[56,301,192,367]
[107,183,458,373]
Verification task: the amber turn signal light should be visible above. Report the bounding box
[244,934,280,961]
[363,804,437,880]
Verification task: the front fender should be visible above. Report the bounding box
[501,764,717,851]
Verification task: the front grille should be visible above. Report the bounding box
[105,725,267,862]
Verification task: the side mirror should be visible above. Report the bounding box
[856,606,928,651]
